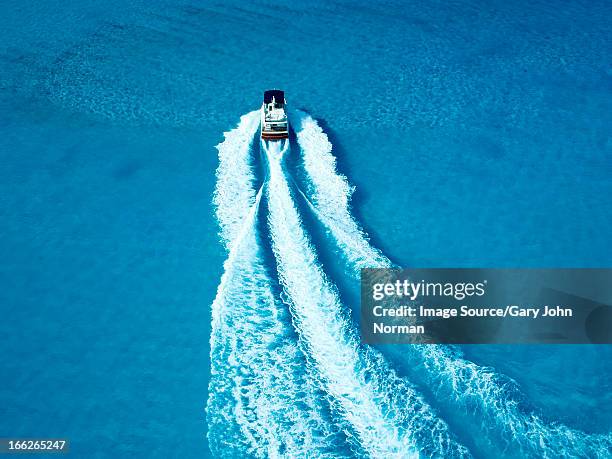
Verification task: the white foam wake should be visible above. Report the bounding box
[410,344,612,458]
[208,189,344,458]
[291,111,612,458]
[289,109,391,271]
[213,110,260,250]
[208,116,344,458]
[263,140,470,458]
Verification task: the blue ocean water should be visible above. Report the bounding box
[1,0,611,457]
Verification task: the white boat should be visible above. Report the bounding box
[261,90,289,140]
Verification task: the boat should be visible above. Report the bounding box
[261,89,289,140]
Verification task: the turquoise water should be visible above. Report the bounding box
[1,0,611,457]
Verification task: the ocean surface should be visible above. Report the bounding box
[1,0,611,457]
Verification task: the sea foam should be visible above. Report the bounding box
[212,110,260,250]
[208,117,345,458]
[291,109,612,458]
[263,139,469,458]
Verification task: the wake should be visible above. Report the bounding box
[212,110,260,250]
[207,117,346,458]
[209,109,610,458]
[263,140,469,458]
[290,109,612,458]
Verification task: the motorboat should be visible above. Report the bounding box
[261,89,289,140]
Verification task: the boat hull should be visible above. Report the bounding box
[261,97,289,140]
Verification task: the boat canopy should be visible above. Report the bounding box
[264,90,285,104]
